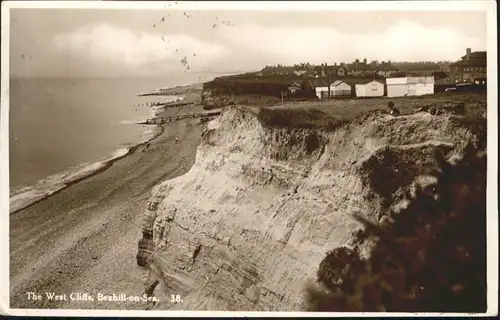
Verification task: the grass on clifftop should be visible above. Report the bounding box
[253,93,486,133]
[264,92,486,121]
[256,107,348,131]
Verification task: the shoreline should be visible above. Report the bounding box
[9,124,165,215]
[10,79,206,215]
[10,118,204,309]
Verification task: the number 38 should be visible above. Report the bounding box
[171,294,182,303]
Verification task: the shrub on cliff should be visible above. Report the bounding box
[305,144,487,312]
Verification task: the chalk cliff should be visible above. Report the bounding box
[136,105,481,311]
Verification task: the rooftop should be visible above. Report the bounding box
[345,78,385,85]
[331,80,348,87]
[461,51,486,60]
[304,78,329,87]
[451,59,487,67]
[378,62,398,71]
[386,76,435,85]
[451,51,487,67]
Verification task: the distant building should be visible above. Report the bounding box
[298,79,319,98]
[376,61,398,77]
[326,64,348,77]
[355,79,384,98]
[304,70,317,78]
[389,71,407,78]
[330,80,352,97]
[294,69,308,76]
[348,58,371,76]
[386,76,435,98]
[450,48,486,83]
[432,71,449,81]
[362,71,379,79]
[288,81,301,94]
[308,79,329,99]
[336,65,348,77]
[314,65,327,78]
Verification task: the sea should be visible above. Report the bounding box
[7,74,221,213]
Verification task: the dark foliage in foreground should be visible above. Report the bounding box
[449,116,487,150]
[306,144,487,312]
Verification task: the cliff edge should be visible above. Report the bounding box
[136,104,483,311]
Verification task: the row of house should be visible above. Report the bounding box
[205,47,484,100]
[289,76,436,99]
[261,47,487,84]
[261,59,399,78]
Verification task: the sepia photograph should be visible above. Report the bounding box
[0,0,497,317]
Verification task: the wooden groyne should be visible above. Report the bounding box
[138,111,222,125]
[137,92,200,97]
[153,101,196,109]
[133,101,195,109]
[138,92,174,97]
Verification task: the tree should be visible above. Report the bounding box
[305,144,487,312]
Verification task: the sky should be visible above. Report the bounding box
[8,5,488,78]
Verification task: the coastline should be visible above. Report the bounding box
[10,118,204,309]
[9,80,204,215]
[9,124,164,214]
[138,82,203,97]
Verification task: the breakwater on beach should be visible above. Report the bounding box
[139,110,222,125]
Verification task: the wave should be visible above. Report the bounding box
[120,119,148,125]
[120,120,140,124]
[9,124,164,214]
[140,125,160,142]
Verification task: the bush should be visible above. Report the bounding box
[449,116,487,150]
[306,144,487,312]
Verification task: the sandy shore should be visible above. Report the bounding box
[9,118,203,310]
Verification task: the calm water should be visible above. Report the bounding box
[8,75,213,193]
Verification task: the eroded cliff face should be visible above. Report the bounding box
[137,105,480,311]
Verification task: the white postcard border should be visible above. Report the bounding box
[0,0,497,317]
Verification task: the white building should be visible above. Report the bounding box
[315,85,329,99]
[330,80,352,97]
[386,76,435,97]
[294,70,307,76]
[355,80,384,98]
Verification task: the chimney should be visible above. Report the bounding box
[466,48,471,56]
